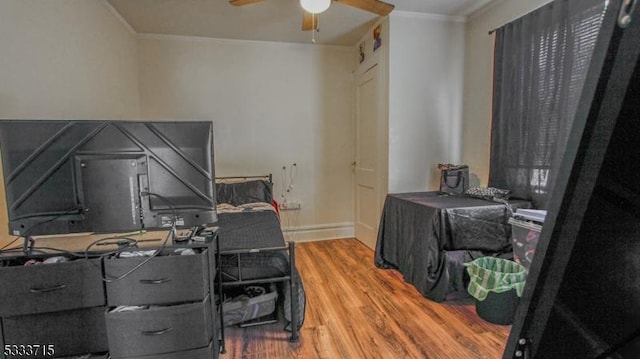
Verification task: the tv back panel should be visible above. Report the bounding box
[0,120,217,236]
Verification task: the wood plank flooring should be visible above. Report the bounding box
[221,238,510,358]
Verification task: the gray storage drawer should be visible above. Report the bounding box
[0,259,105,316]
[2,306,108,358]
[104,249,209,306]
[123,341,215,359]
[105,296,213,358]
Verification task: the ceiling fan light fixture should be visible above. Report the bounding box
[300,0,331,14]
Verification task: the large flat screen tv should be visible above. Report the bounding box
[0,120,217,237]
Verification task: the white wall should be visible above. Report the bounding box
[0,0,140,246]
[462,0,553,185]
[0,0,140,119]
[388,12,466,193]
[137,36,355,241]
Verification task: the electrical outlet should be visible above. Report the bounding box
[279,201,301,210]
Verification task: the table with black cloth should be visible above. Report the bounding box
[374,191,530,302]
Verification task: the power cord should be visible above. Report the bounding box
[140,191,178,229]
[280,163,298,206]
[0,207,82,254]
[0,197,178,283]
[0,237,20,251]
[288,163,297,194]
[98,191,178,283]
[281,166,288,201]
[98,229,174,283]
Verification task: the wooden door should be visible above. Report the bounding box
[354,64,384,249]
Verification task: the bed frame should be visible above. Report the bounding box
[216,174,273,183]
[214,175,301,354]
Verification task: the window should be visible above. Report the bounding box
[489,0,608,208]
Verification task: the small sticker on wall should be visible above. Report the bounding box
[359,41,365,63]
[373,24,382,51]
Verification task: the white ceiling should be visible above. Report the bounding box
[105,0,493,46]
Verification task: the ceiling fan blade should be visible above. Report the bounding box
[229,0,265,6]
[335,0,394,16]
[302,12,319,31]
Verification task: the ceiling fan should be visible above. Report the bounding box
[229,0,395,31]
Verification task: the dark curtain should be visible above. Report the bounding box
[489,0,608,209]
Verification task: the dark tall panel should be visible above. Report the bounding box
[504,2,640,358]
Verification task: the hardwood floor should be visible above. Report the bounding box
[221,238,510,358]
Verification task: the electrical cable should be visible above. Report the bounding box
[0,247,40,255]
[24,246,86,259]
[98,191,178,283]
[281,166,287,201]
[16,207,82,236]
[0,237,19,251]
[99,228,174,283]
[140,192,178,224]
[0,194,177,281]
[278,162,300,240]
[82,236,142,275]
[289,163,297,190]
[0,246,85,259]
[84,237,139,259]
[1,234,144,271]
[0,196,181,281]
[0,207,82,254]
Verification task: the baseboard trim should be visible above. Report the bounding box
[282,222,354,242]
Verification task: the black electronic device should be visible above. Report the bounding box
[0,120,217,238]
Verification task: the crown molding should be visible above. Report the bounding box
[137,33,355,51]
[391,10,467,23]
[467,0,504,20]
[98,0,136,35]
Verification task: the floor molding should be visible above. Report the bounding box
[282,222,354,242]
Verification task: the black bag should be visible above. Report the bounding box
[438,163,469,194]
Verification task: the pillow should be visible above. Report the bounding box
[216,180,273,206]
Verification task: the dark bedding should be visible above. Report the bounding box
[215,208,305,330]
[217,211,284,251]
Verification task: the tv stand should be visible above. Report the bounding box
[0,253,108,357]
[0,236,221,359]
